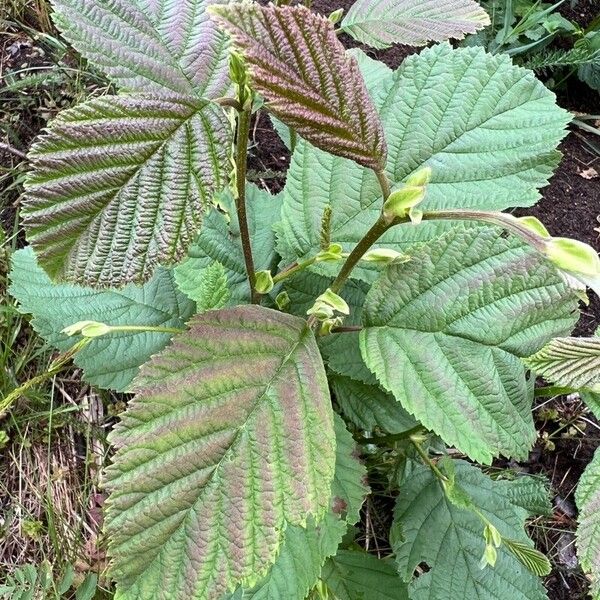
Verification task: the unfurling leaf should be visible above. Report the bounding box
[22,95,231,286]
[545,237,600,276]
[341,0,490,49]
[503,538,552,577]
[174,260,230,311]
[360,227,578,463]
[576,447,600,599]
[524,335,600,393]
[104,306,335,599]
[210,4,387,171]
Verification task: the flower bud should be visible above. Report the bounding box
[328,8,344,24]
[405,166,432,187]
[62,320,111,338]
[545,237,600,276]
[383,185,426,222]
[275,291,290,311]
[362,248,408,264]
[316,243,344,262]
[516,216,550,238]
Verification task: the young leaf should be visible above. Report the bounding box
[576,447,600,599]
[51,0,230,96]
[22,95,231,286]
[276,44,570,274]
[524,334,600,392]
[225,415,367,600]
[360,227,578,464]
[502,539,551,577]
[103,306,335,599]
[321,550,409,600]
[393,461,549,599]
[210,4,387,171]
[341,0,490,49]
[174,260,230,311]
[8,247,194,391]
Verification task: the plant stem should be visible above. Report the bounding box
[272,256,317,284]
[411,437,448,483]
[106,325,184,335]
[534,385,576,398]
[234,106,259,303]
[356,425,425,446]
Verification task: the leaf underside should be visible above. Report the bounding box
[210,4,387,170]
[360,226,578,463]
[103,306,335,600]
[341,0,490,49]
[393,461,549,599]
[51,0,231,97]
[22,95,231,286]
[524,334,600,392]
[276,43,570,274]
[8,247,194,391]
[576,447,600,599]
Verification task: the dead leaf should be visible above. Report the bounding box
[579,167,599,180]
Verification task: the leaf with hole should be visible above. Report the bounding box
[103,305,335,599]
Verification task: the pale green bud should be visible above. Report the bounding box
[306,303,335,320]
[62,320,111,338]
[484,523,502,548]
[383,185,426,221]
[405,166,432,187]
[362,248,408,264]
[254,270,274,294]
[545,237,600,276]
[275,291,290,311]
[409,207,423,225]
[229,50,248,87]
[316,243,344,262]
[516,216,550,238]
[319,316,344,336]
[480,543,498,569]
[316,288,350,315]
[328,8,344,24]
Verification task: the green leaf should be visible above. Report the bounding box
[276,44,570,273]
[321,550,409,600]
[104,306,335,599]
[502,539,551,577]
[341,0,490,49]
[360,227,578,463]
[174,260,230,311]
[524,333,600,392]
[330,374,417,435]
[210,4,386,171]
[225,415,366,600]
[576,447,600,599]
[8,247,194,391]
[22,95,231,286]
[393,461,549,599]
[180,184,281,303]
[51,0,230,96]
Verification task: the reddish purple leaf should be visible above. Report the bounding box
[211,4,387,171]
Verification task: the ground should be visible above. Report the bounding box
[1,1,599,598]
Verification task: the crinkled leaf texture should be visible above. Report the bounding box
[51,0,230,96]
[104,306,335,600]
[393,461,550,599]
[174,260,230,310]
[524,333,600,392]
[276,43,570,277]
[177,184,281,303]
[226,415,368,599]
[8,247,194,391]
[210,4,387,170]
[321,550,409,599]
[360,227,578,463]
[341,0,489,49]
[22,95,231,286]
[576,447,600,599]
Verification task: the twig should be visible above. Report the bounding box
[0,141,27,160]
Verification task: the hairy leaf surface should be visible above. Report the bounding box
[174,260,230,310]
[226,415,367,599]
[179,184,281,303]
[104,306,335,599]
[576,447,600,599]
[210,4,387,170]
[8,247,194,391]
[321,550,409,599]
[341,0,489,49]
[22,95,230,285]
[360,227,578,463]
[276,44,570,272]
[524,334,600,392]
[393,461,549,599]
[51,0,230,96]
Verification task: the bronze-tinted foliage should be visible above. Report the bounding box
[210,3,387,172]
